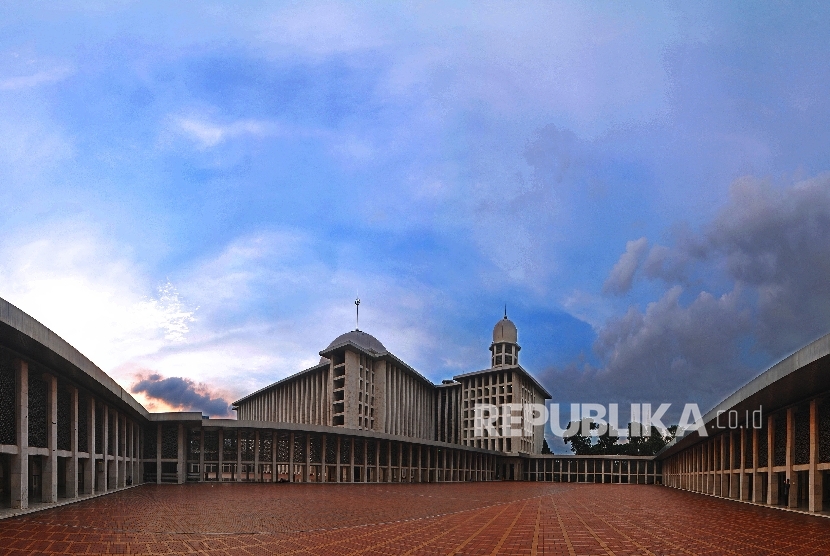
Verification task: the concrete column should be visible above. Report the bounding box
[349,437,355,482]
[138,422,145,485]
[787,408,797,508]
[126,418,131,485]
[67,386,78,499]
[304,433,310,483]
[112,412,119,489]
[199,429,205,482]
[375,439,380,482]
[385,440,392,482]
[135,421,140,484]
[236,430,243,482]
[272,431,278,483]
[217,429,224,482]
[767,414,776,505]
[11,359,28,509]
[752,427,762,503]
[288,431,294,483]
[155,423,161,485]
[125,420,131,485]
[119,416,125,487]
[739,429,749,500]
[335,435,341,483]
[101,407,109,492]
[809,399,822,512]
[86,398,95,494]
[177,424,186,484]
[713,437,720,495]
[134,421,141,485]
[131,420,137,484]
[43,374,58,503]
[136,421,141,484]
[321,434,327,481]
[254,430,260,482]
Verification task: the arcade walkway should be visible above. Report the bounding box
[0,482,828,554]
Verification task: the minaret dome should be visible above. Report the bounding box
[489,313,520,368]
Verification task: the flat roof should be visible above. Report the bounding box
[204,419,503,455]
[232,361,330,406]
[453,365,552,399]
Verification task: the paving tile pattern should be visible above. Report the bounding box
[1,483,828,555]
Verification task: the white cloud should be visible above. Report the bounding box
[163,231,451,391]
[257,2,387,58]
[0,225,196,376]
[0,66,74,91]
[0,110,73,176]
[174,116,281,148]
[562,289,615,331]
[0,224,466,404]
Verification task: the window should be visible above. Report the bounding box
[496,344,502,354]
[495,356,502,365]
[505,345,512,354]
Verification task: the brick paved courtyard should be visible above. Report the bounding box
[1,482,828,555]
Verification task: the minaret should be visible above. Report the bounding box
[489,310,520,368]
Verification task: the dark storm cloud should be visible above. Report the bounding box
[544,177,830,419]
[697,177,830,355]
[132,374,232,417]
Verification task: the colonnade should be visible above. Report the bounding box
[524,456,661,484]
[0,356,142,510]
[141,426,500,484]
[663,399,830,513]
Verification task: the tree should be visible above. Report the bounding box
[624,422,648,455]
[642,425,669,455]
[562,420,594,455]
[541,438,552,454]
[594,423,621,455]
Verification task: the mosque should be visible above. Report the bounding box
[232,312,549,456]
[0,295,827,516]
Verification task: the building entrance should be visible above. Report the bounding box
[77,459,85,493]
[776,472,788,506]
[0,454,9,507]
[796,470,809,508]
[29,456,42,504]
[57,457,66,498]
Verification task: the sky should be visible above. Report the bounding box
[3,2,830,451]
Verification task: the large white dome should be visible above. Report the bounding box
[324,330,387,355]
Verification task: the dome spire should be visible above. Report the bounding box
[504,304,507,319]
[355,296,360,331]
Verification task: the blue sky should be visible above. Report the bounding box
[3,3,830,449]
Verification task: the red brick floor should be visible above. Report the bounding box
[1,482,828,555]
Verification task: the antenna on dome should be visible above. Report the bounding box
[504,304,507,319]
[355,296,361,331]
